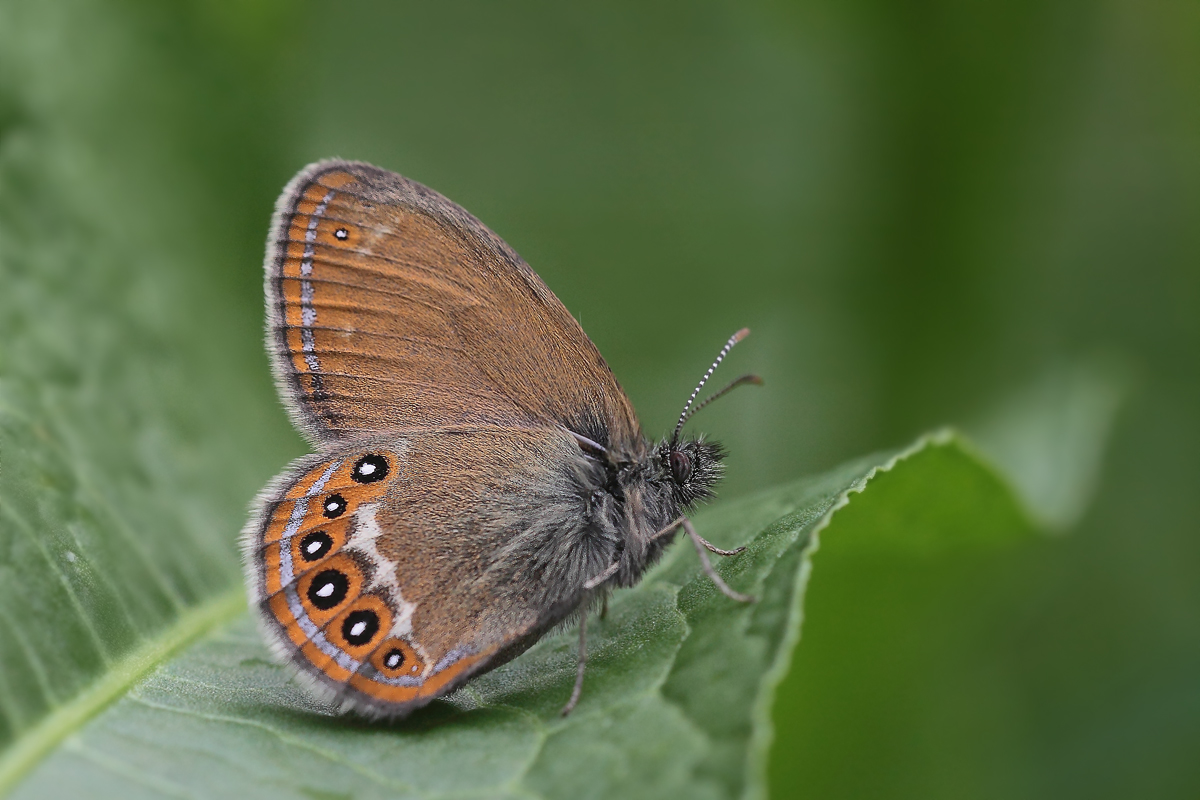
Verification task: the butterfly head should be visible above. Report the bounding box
[658,436,726,507]
[651,328,761,508]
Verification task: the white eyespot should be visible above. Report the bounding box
[350,621,368,638]
[410,665,418,673]
[306,541,322,554]
[316,582,335,598]
[386,653,401,668]
[326,501,338,512]
[335,228,348,240]
[358,462,376,476]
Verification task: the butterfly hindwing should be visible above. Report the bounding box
[243,426,610,717]
[265,160,640,451]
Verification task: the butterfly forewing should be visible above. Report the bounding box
[266,160,640,451]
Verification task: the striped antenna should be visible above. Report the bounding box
[672,328,751,444]
[679,373,763,426]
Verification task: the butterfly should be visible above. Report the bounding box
[242,160,761,718]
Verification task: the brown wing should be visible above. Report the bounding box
[242,427,609,717]
[265,159,640,451]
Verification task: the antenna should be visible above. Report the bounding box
[679,373,763,427]
[672,328,753,444]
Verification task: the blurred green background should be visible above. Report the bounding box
[1,0,1197,797]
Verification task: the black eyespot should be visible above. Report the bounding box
[323,493,347,518]
[341,609,379,646]
[669,450,693,484]
[334,227,349,240]
[352,454,389,484]
[299,531,333,562]
[307,569,348,610]
[383,648,405,670]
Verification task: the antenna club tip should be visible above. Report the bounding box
[747,374,764,385]
[733,327,751,343]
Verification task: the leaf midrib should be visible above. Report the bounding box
[0,588,247,795]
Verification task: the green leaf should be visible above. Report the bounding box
[1,3,1141,797]
[967,356,1130,530]
[1,433,1037,798]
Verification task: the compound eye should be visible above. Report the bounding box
[669,450,693,484]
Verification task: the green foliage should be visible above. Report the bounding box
[1,0,1197,797]
[1,434,1033,798]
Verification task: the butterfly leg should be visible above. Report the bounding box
[650,516,686,543]
[583,558,620,589]
[682,518,756,603]
[600,595,608,620]
[651,516,745,555]
[687,523,746,556]
[560,610,589,716]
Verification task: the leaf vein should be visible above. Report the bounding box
[125,695,418,794]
